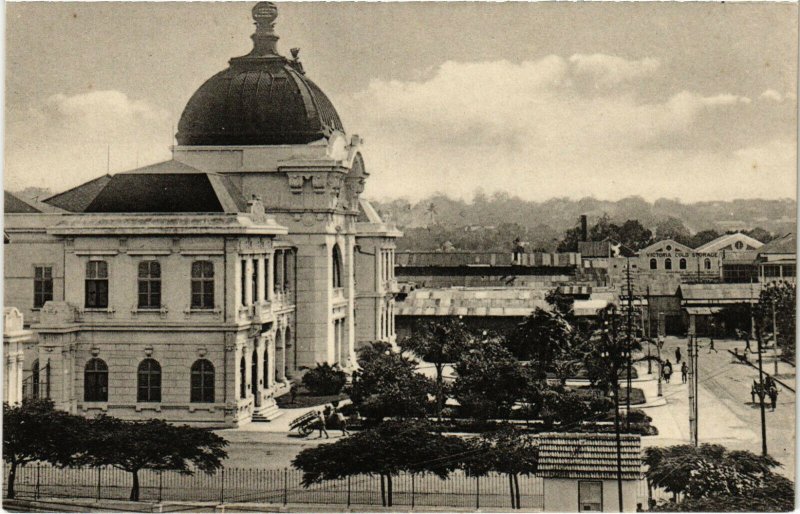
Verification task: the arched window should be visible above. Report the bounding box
[240,356,247,399]
[84,358,108,402]
[190,359,214,403]
[191,261,215,309]
[138,261,161,309]
[332,245,343,288]
[704,258,712,270]
[137,359,161,402]
[679,258,687,270]
[31,359,40,399]
[665,258,672,270]
[650,258,657,270]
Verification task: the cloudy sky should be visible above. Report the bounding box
[5,1,798,202]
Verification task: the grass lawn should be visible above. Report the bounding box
[275,384,348,409]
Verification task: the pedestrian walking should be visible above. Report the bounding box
[289,381,299,405]
[751,382,757,404]
[663,359,673,383]
[675,347,682,364]
[316,409,329,439]
[681,362,688,383]
[336,410,350,436]
[768,385,779,411]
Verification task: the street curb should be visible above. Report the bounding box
[726,349,795,393]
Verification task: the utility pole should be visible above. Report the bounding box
[772,299,779,375]
[756,326,769,456]
[688,331,697,446]
[601,308,625,513]
[693,333,699,445]
[625,258,634,431]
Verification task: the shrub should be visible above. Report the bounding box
[302,363,347,396]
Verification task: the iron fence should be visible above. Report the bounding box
[5,463,545,510]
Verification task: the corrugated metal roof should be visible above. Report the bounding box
[578,241,611,258]
[758,233,796,256]
[679,283,762,301]
[695,232,763,252]
[395,252,580,268]
[395,287,551,317]
[538,433,642,480]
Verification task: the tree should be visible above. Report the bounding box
[347,342,435,421]
[507,308,573,380]
[452,337,528,419]
[744,227,774,244]
[655,217,692,245]
[645,444,783,500]
[463,427,538,509]
[616,219,653,250]
[652,474,794,512]
[3,399,88,499]
[293,420,468,507]
[690,229,721,249]
[301,362,347,396]
[82,416,228,501]
[400,318,472,420]
[753,281,795,361]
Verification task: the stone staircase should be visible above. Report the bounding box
[251,402,283,422]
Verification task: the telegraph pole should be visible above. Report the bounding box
[600,307,624,513]
[625,258,634,431]
[772,299,779,375]
[756,326,769,456]
[693,333,699,445]
[688,331,697,446]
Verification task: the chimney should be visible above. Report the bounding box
[580,215,588,242]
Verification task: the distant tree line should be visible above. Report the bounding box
[373,193,795,249]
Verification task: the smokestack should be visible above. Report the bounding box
[580,215,588,242]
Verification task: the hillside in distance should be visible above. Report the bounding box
[370,193,796,252]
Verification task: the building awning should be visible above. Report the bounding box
[573,299,610,317]
[684,306,722,316]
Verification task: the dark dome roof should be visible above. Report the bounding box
[176,3,343,146]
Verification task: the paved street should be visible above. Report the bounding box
[642,336,795,480]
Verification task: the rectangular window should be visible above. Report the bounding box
[137,261,161,309]
[252,259,259,303]
[33,266,53,308]
[578,481,602,512]
[191,261,215,309]
[85,261,109,309]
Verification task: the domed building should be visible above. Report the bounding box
[4,3,401,427]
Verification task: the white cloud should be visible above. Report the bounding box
[334,56,793,202]
[759,89,784,102]
[569,53,660,88]
[5,90,172,192]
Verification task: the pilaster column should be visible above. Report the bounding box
[279,330,287,381]
[5,355,14,404]
[267,254,275,302]
[245,258,254,306]
[257,257,266,303]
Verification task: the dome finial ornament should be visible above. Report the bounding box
[249,2,280,57]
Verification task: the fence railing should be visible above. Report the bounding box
[4,463,545,510]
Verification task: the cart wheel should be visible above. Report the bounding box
[299,425,311,437]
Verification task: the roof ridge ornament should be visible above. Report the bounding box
[249,2,280,57]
